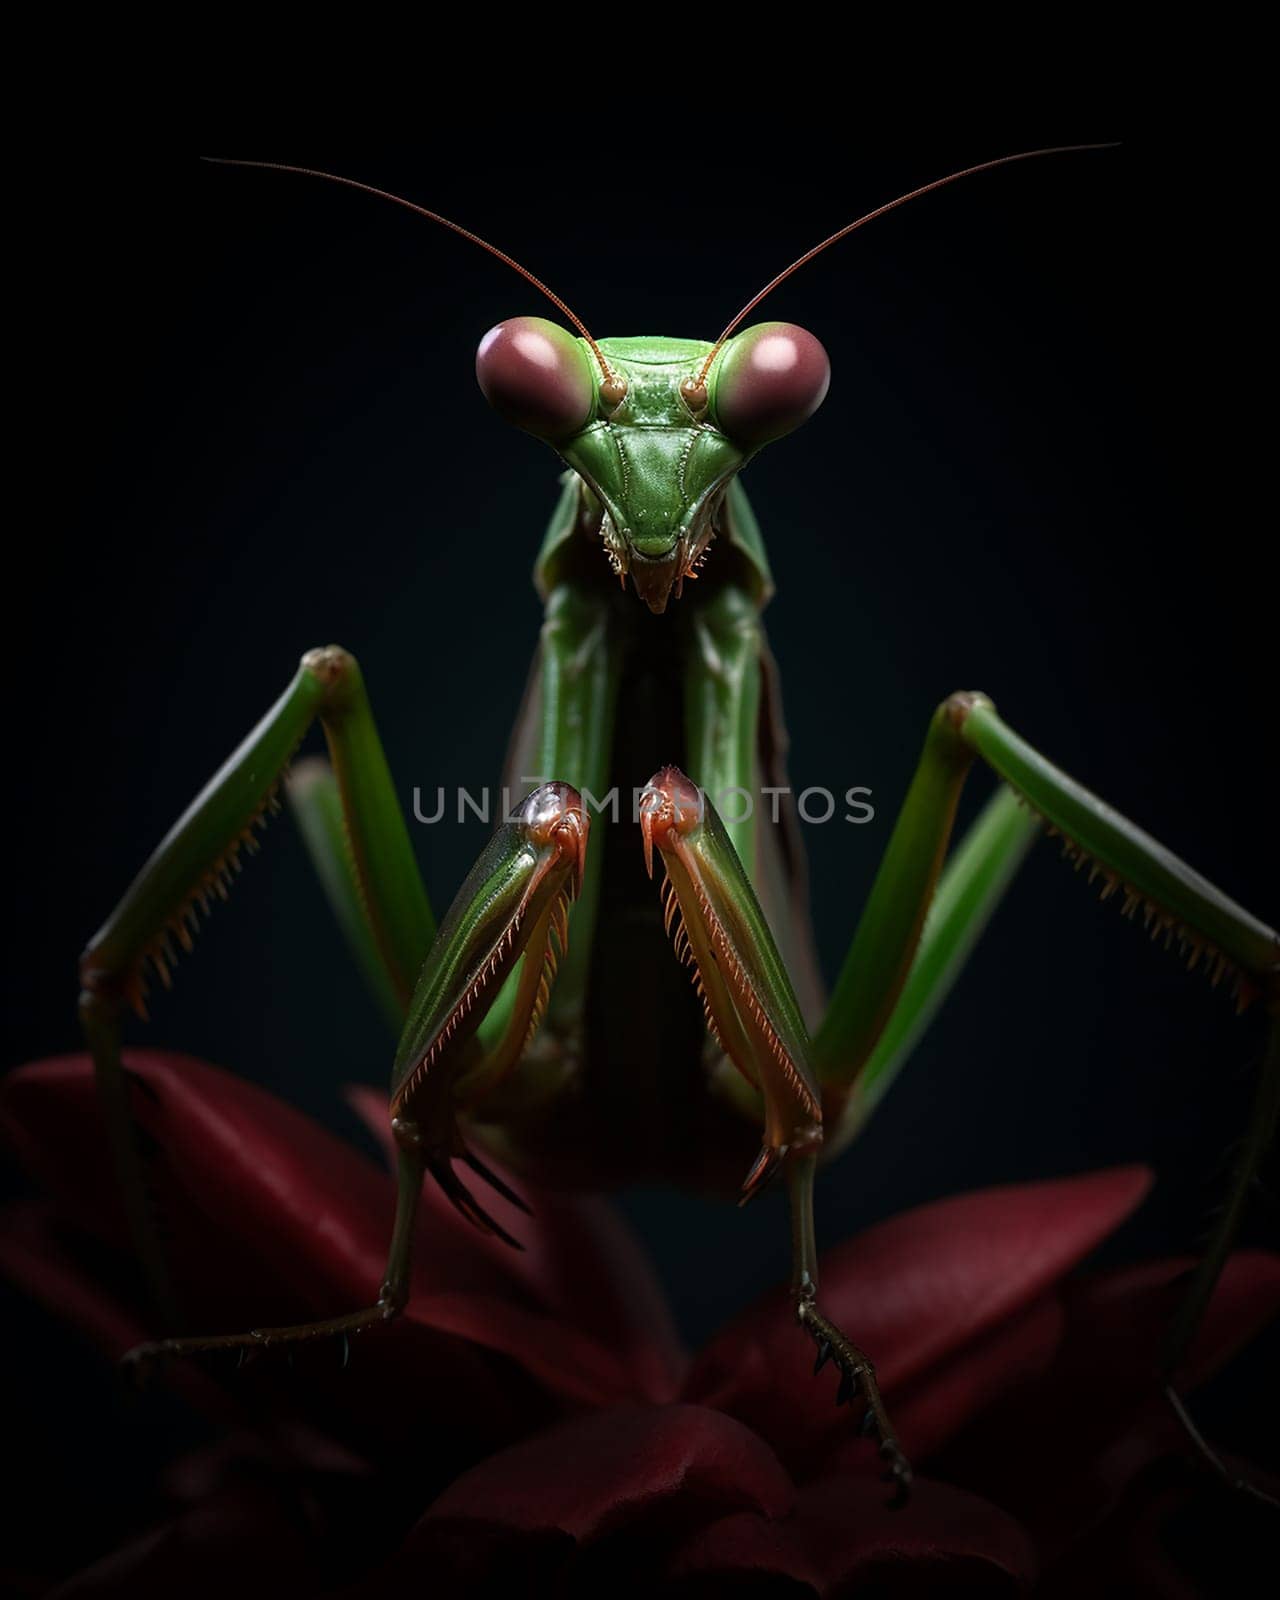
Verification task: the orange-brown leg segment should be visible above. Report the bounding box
[640,766,911,1501]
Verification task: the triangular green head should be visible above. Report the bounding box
[476,319,830,613]
[212,153,1100,613]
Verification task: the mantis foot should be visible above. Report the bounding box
[120,1298,398,1385]
[798,1297,912,1506]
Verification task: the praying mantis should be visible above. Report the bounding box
[73,149,1279,1504]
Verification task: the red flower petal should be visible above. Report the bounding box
[1,1051,411,1308]
[881,1293,1066,1466]
[346,1083,685,1402]
[935,1250,1280,1555]
[0,1199,365,1433]
[0,1052,673,1434]
[0,1061,512,1458]
[1034,1449,1280,1600]
[670,1474,1037,1596]
[684,1167,1152,1470]
[0,1200,147,1358]
[45,1480,325,1599]
[426,1402,793,1535]
[386,1404,794,1590]
[1062,1251,1280,1395]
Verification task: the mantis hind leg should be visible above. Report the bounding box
[813,692,1279,1494]
[79,645,433,1326]
[816,691,1273,1113]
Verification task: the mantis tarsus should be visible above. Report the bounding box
[74,149,1279,1505]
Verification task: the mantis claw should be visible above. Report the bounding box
[881,1445,913,1509]
[428,1150,525,1251]
[738,1144,785,1206]
[459,1147,534,1217]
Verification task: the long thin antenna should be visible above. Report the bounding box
[202,158,616,382]
[695,144,1118,386]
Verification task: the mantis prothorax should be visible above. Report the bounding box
[75,150,1279,1507]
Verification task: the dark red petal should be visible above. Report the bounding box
[423,1404,792,1537]
[47,1481,325,1599]
[0,1062,522,1457]
[1,1051,404,1306]
[826,1293,1067,1475]
[161,1426,369,1501]
[1064,1250,1280,1393]
[347,1083,685,1402]
[670,1474,1036,1596]
[0,1200,147,1358]
[1035,1449,1280,1600]
[0,1053,667,1427]
[937,1251,1280,1555]
[0,1199,328,1433]
[685,1167,1151,1469]
[389,1405,792,1592]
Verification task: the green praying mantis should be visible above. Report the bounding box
[75,150,1279,1505]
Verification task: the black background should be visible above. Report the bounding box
[6,139,1277,1568]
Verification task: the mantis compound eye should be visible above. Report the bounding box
[476,317,595,439]
[710,322,830,446]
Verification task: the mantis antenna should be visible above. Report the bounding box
[200,157,619,386]
[691,144,1119,391]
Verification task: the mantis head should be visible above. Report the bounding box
[205,148,1112,614]
[476,319,829,612]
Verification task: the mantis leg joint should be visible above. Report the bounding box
[940,689,995,733]
[300,643,362,711]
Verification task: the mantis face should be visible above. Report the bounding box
[477,319,830,612]
[207,152,1097,613]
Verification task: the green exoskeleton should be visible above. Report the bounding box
[76,153,1279,1505]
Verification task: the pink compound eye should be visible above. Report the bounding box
[710,322,830,446]
[476,317,595,439]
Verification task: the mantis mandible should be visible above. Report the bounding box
[75,149,1280,1505]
